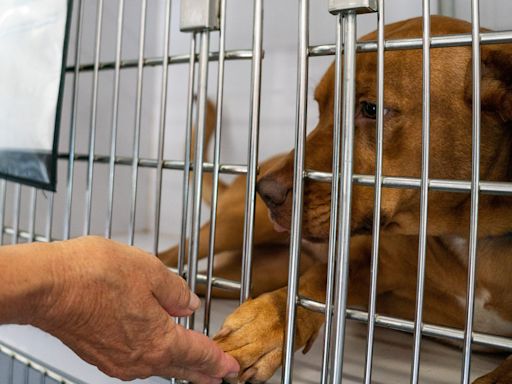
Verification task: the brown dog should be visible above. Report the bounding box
[159,16,512,383]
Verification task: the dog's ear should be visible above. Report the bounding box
[465,44,512,122]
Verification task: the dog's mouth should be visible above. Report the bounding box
[267,211,289,233]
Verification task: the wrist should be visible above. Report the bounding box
[0,241,62,326]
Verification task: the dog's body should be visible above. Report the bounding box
[159,16,512,383]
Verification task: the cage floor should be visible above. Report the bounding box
[0,232,505,383]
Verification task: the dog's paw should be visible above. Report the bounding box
[213,292,288,383]
[473,356,512,384]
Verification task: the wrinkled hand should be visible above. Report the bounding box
[31,236,239,383]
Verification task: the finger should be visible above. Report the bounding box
[169,324,240,379]
[162,365,224,384]
[152,263,201,317]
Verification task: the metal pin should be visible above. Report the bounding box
[330,12,357,383]
[410,3,431,382]
[240,0,264,303]
[0,180,6,245]
[363,0,385,381]
[281,0,309,381]
[187,30,211,329]
[178,33,197,278]
[320,11,344,384]
[153,0,173,256]
[64,0,85,240]
[461,0,481,382]
[12,184,21,245]
[128,0,148,246]
[83,0,104,235]
[105,0,125,238]
[204,0,227,336]
[28,188,37,243]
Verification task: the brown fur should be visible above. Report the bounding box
[159,16,512,383]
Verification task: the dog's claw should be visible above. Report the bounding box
[214,326,232,340]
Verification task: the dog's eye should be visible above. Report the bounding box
[361,101,377,119]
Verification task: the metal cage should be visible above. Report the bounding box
[1,0,512,383]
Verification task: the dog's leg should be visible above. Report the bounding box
[473,356,512,384]
[213,263,326,383]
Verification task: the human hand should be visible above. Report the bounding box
[30,236,239,383]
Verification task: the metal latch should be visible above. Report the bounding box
[328,0,378,14]
[180,0,220,32]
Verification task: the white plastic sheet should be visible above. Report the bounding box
[0,0,70,190]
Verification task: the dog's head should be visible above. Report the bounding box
[257,16,512,241]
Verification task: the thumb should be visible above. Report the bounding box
[152,265,201,317]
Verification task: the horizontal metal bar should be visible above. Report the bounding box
[0,342,86,384]
[169,268,241,291]
[3,226,52,243]
[65,49,253,72]
[304,170,512,195]
[57,153,248,175]
[308,30,512,57]
[297,297,512,351]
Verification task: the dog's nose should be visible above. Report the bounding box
[257,177,290,207]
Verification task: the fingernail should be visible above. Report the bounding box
[189,293,201,310]
[225,372,239,379]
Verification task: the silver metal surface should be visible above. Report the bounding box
[282,0,309,381]
[0,342,85,384]
[11,184,21,245]
[0,180,6,244]
[188,30,211,329]
[178,33,197,278]
[461,0,482,381]
[128,0,148,246]
[329,0,378,14]
[320,11,344,384]
[330,11,357,383]
[308,30,512,56]
[65,49,253,73]
[363,0,384,381]
[410,3,431,382]
[28,188,37,243]
[64,0,84,240]
[204,0,227,337]
[106,0,125,238]
[240,0,264,303]
[180,0,220,32]
[83,0,104,236]
[153,0,172,256]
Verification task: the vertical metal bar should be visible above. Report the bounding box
[240,0,264,303]
[83,0,104,235]
[0,180,6,245]
[24,363,29,384]
[320,12,344,384]
[281,0,309,382]
[438,0,455,17]
[177,33,197,276]
[410,2,431,382]
[363,0,385,381]
[46,193,55,242]
[461,0,481,382]
[12,184,21,245]
[153,0,172,256]
[28,188,37,243]
[40,372,46,384]
[187,30,210,329]
[64,0,84,240]
[128,0,148,246]
[330,12,357,383]
[105,0,125,238]
[203,0,227,337]
[7,356,13,384]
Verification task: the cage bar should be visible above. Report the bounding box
[461,0,482,382]
[281,0,309,381]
